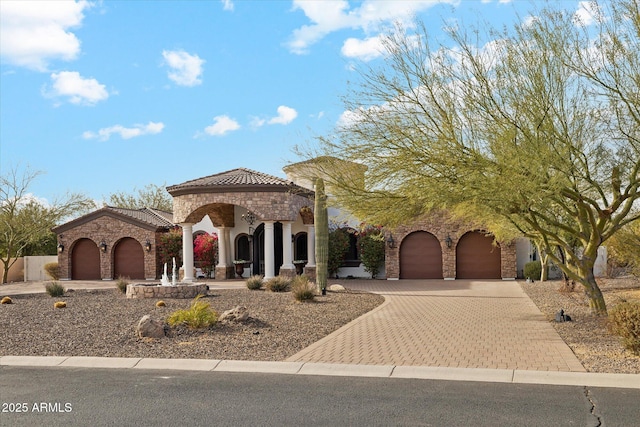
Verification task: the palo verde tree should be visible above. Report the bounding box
[107,183,173,212]
[0,166,95,283]
[306,0,640,314]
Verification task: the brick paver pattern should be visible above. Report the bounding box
[287,280,586,372]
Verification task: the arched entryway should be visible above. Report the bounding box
[71,238,101,280]
[114,237,145,279]
[400,231,443,279]
[456,231,501,279]
[253,222,283,276]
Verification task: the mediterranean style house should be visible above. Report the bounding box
[53,163,536,282]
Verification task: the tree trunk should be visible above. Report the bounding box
[314,179,329,295]
[540,253,549,281]
[578,266,607,315]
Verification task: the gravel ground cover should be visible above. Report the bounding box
[0,288,384,361]
[520,277,640,374]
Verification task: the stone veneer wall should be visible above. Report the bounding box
[126,283,208,299]
[172,191,313,224]
[385,211,517,280]
[57,216,162,280]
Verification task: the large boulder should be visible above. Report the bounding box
[219,305,249,323]
[137,315,166,338]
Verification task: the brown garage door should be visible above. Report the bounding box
[114,238,145,279]
[400,231,443,279]
[72,238,101,280]
[456,231,501,279]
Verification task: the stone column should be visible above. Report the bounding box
[304,225,316,281]
[279,221,295,278]
[180,223,194,282]
[217,227,228,268]
[264,221,275,279]
[306,225,316,267]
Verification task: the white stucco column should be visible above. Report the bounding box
[217,227,228,268]
[180,223,194,282]
[281,221,294,270]
[264,221,275,279]
[306,225,316,267]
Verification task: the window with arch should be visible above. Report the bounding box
[235,234,251,261]
[342,227,360,267]
[294,232,307,261]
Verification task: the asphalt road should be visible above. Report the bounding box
[1,366,638,426]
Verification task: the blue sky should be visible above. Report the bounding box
[1,0,595,206]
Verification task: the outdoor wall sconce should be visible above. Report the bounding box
[241,211,257,226]
[57,243,64,253]
[144,240,152,252]
[100,241,107,253]
[387,234,395,248]
[445,234,453,249]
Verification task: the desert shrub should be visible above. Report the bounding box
[265,275,291,292]
[358,224,385,278]
[291,275,315,302]
[246,275,263,290]
[44,262,60,280]
[116,276,129,294]
[328,226,350,276]
[523,261,542,281]
[45,282,65,297]
[609,302,640,355]
[607,221,640,277]
[167,295,217,329]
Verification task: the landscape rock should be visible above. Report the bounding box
[219,305,249,323]
[137,315,166,338]
[329,284,346,291]
[1,296,13,304]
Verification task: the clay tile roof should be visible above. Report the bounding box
[167,167,311,195]
[105,206,175,228]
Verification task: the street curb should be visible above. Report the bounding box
[2,356,638,389]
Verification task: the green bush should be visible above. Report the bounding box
[609,302,640,355]
[167,295,218,329]
[358,225,385,278]
[246,275,263,290]
[265,276,291,292]
[44,262,59,280]
[116,276,129,294]
[291,275,315,302]
[524,261,542,281]
[45,282,65,297]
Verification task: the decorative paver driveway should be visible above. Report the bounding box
[287,280,585,372]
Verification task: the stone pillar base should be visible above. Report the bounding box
[303,266,316,282]
[215,266,235,280]
[278,267,296,278]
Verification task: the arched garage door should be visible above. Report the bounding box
[400,231,443,279]
[72,238,101,280]
[114,238,145,279]
[456,231,501,279]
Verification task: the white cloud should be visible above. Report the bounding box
[221,0,234,11]
[0,0,90,71]
[574,1,601,26]
[287,0,449,54]
[162,50,205,86]
[268,105,298,125]
[45,71,109,105]
[341,36,385,61]
[83,121,165,141]
[204,115,240,136]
